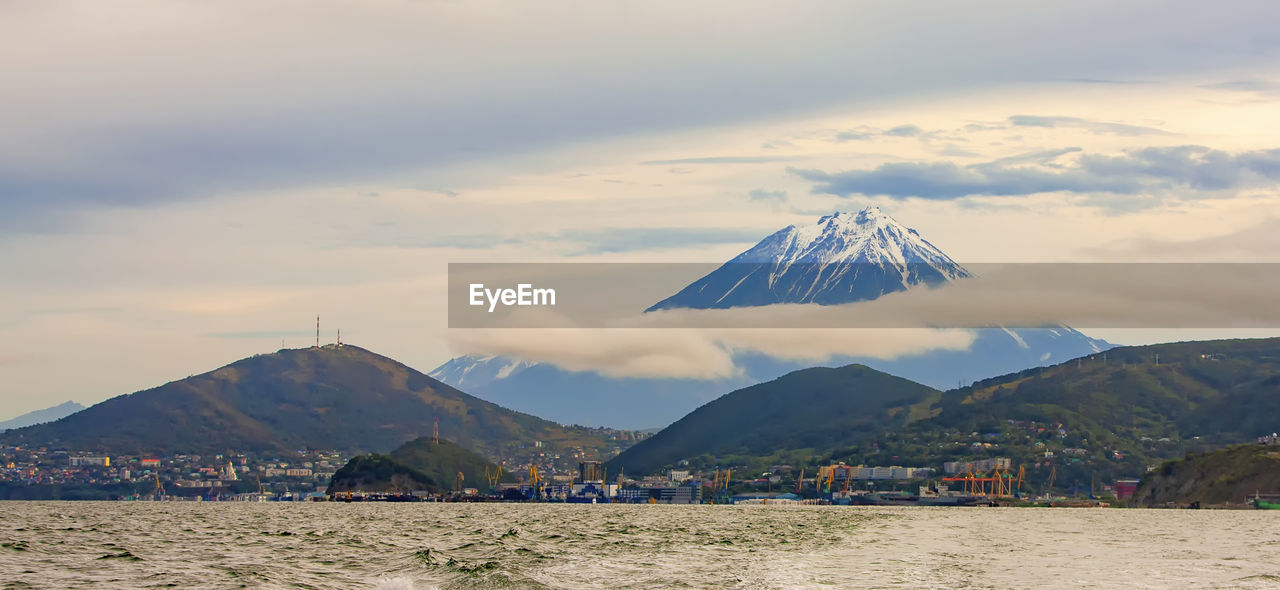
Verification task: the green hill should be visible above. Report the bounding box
[840,337,1280,491]
[388,436,517,490]
[0,344,618,463]
[328,437,516,495]
[326,455,440,494]
[606,338,1280,489]
[1132,443,1280,506]
[606,364,941,475]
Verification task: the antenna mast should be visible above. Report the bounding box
[315,315,320,348]
[434,417,440,445]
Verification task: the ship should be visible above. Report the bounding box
[846,491,992,507]
[1253,493,1280,510]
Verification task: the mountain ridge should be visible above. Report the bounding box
[607,337,1280,484]
[0,344,622,464]
[605,363,941,475]
[0,401,85,431]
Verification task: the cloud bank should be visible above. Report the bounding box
[446,328,976,380]
[792,146,1280,200]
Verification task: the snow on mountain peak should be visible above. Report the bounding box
[734,206,965,271]
[818,205,887,227]
[647,208,971,310]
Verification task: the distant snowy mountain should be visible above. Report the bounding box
[431,357,760,428]
[0,401,84,431]
[433,207,1112,428]
[649,207,969,310]
[430,326,1107,429]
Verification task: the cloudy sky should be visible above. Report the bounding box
[4,0,1280,417]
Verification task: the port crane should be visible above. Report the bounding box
[454,471,465,496]
[816,466,836,495]
[941,464,1027,498]
[485,466,503,491]
[528,465,544,500]
[708,468,731,504]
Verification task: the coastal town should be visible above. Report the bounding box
[0,442,1134,506]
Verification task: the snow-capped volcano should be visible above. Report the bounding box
[648,206,969,310]
[430,207,1111,428]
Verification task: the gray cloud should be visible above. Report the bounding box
[791,145,1280,200]
[1059,78,1153,85]
[206,330,316,340]
[748,189,788,202]
[350,227,765,255]
[1199,79,1280,98]
[834,130,873,142]
[884,124,923,137]
[345,234,522,250]
[834,124,965,143]
[556,227,765,256]
[936,145,984,158]
[1008,115,1170,136]
[961,123,1007,132]
[641,156,805,165]
[3,1,1280,228]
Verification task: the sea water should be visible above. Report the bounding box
[1,502,1277,589]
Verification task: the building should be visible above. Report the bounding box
[578,461,603,483]
[943,457,1011,474]
[570,482,618,500]
[615,485,698,504]
[826,464,929,481]
[69,456,109,467]
[1114,480,1140,500]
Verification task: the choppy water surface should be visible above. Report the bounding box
[1,502,1278,589]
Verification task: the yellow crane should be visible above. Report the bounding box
[454,471,465,495]
[1045,464,1057,498]
[817,466,834,494]
[485,465,503,490]
[708,468,731,504]
[529,465,543,500]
